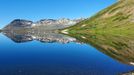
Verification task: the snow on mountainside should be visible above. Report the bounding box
[3,18,85,30]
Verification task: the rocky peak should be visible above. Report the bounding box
[37,19,57,24]
[3,18,85,30]
[10,19,33,27]
[36,18,85,26]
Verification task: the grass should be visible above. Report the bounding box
[59,0,134,65]
[63,31,134,65]
[60,0,134,37]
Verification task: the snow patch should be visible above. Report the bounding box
[81,36,86,39]
[61,29,69,34]
[130,62,134,65]
[81,24,86,27]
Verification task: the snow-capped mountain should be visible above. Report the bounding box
[3,18,85,30]
[32,18,85,30]
[34,18,85,26]
[3,19,33,30]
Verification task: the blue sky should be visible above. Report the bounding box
[0,0,117,28]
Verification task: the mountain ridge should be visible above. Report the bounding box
[63,0,134,36]
[3,18,85,31]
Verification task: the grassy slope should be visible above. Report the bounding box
[64,0,134,36]
[61,0,134,65]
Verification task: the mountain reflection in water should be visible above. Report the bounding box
[3,30,134,66]
[1,29,134,75]
[67,33,134,66]
[3,30,77,44]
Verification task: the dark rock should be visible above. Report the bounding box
[0,29,2,33]
[4,19,33,30]
[10,19,33,27]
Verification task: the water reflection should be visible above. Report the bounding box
[2,30,134,66]
[2,29,134,66]
[3,30,76,44]
[121,70,134,75]
[67,33,134,66]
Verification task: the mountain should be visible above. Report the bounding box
[3,18,85,31]
[64,0,134,36]
[61,0,134,66]
[35,18,77,26]
[3,19,33,31]
[32,18,85,30]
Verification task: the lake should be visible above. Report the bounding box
[0,30,134,75]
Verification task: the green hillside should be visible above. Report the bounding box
[63,0,134,36]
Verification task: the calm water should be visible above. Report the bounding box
[0,31,134,75]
